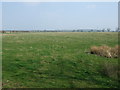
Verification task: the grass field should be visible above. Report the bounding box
[0,34,2,89]
[2,32,119,88]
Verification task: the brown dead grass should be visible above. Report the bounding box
[90,45,120,58]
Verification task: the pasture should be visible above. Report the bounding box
[2,32,119,88]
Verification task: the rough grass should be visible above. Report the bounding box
[0,34,2,89]
[100,62,119,80]
[2,32,119,88]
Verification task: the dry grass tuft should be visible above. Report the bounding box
[90,45,120,58]
[101,62,119,79]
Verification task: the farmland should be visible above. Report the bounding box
[2,32,119,88]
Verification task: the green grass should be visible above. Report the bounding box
[0,34,2,89]
[2,32,119,88]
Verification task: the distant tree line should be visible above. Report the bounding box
[0,28,120,33]
[0,30,30,33]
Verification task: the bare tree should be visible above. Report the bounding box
[90,29,93,32]
[102,29,105,32]
[107,28,111,32]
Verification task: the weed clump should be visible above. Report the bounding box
[100,62,119,80]
[90,45,120,58]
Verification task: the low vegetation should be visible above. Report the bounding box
[2,32,119,88]
[100,62,119,80]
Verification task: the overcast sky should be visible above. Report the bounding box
[2,2,118,30]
